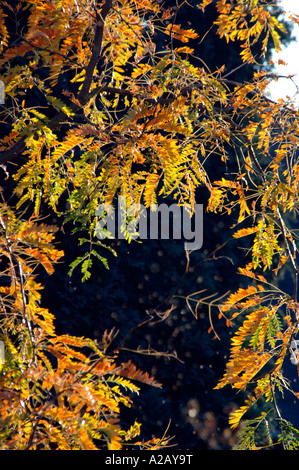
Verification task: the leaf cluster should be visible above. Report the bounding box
[0,205,172,450]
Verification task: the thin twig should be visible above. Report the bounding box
[11,253,36,363]
[270,374,286,450]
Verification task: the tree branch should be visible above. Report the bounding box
[0,104,81,166]
[78,0,113,104]
[0,83,205,165]
[0,0,113,166]
[0,137,27,165]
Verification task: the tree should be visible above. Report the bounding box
[0,0,299,450]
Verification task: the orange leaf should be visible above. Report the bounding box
[116,360,162,388]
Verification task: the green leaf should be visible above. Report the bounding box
[90,249,109,269]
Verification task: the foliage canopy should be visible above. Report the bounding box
[1,0,299,450]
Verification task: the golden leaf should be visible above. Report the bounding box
[164,24,199,43]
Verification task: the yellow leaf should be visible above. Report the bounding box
[131,63,152,79]
[233,226,258,238]
[229,405,250,429]
[165,24,199,43]
[221,286,258,312]
[143,173,160,207]
[174,47,194,54]
[51,130,86,162]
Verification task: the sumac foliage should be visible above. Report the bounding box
[1,0,299,450]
